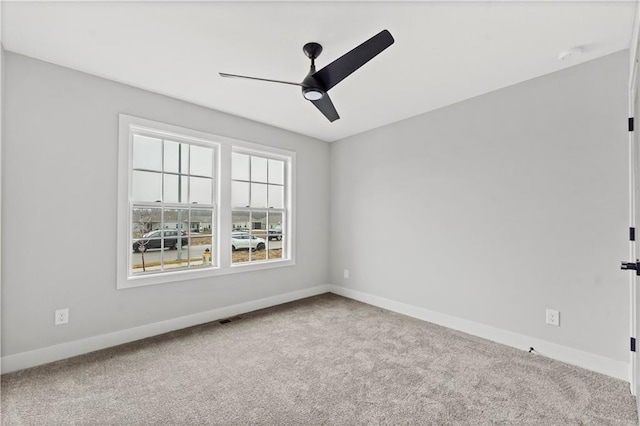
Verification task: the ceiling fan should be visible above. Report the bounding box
[219,30,394,122]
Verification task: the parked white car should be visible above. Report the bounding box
[231,232,266,251]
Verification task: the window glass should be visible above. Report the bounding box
[163,174,180,203]
[267,212,283,260]
[132,171,162,202]
[162,208,190,271]
[268,185,284,208]
[132,207,161,240]
[250,183,267,208]
[133,135,162,171]
[232,211,250,232]
[251,156,268,183]
[251,211,267,235]
[164,140,189,174]
[191,145,213,177]
[232,181,250,208]
[190,177,212,204]
[232,211,251,264]
[191,209,213,236]
[232,152,250,181]
[131,207,162,274]
[249,211,268,262]
[163,209,188,235]
[268,159,284,185]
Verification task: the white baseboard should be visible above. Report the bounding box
[1,285,331,374]
[328,285,629,382]
[3,284,628,382]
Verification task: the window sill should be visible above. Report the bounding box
[118,258,296,289]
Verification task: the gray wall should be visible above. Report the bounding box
[1,52,330,356]
[330,51,629,362]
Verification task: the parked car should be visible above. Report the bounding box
[133,230,188,252]
[268,229,282,241]
[231,232,266,251]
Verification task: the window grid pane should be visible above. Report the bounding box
[131,205,215,275]
[133,135,162,171]
[133,137,214,206]
[251,156,268,183]
[231,152,287,265]
[131,132,216,276]
[268,159,284,185]
[132,171,162,202]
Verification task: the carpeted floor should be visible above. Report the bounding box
[1,293,637,425]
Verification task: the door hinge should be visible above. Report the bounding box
[631,227,636,241]
[632,337,636,352]
[621,260,640,275]
[630,117,635,132]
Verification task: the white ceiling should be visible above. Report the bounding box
[2,1,637,142]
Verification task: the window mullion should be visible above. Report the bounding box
[219,143,233,268]
[160,207,165,271]
[248,155,252,208]
[161,138,165,204]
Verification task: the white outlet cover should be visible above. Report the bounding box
[55,308,69,325]
[546,309,560,326]
[344,269,349,279]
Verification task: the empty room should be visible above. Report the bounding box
[2,0,640,424]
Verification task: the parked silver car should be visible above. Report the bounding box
[231,232,266,251]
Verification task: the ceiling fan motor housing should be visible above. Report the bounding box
[302,72,325,100]
[302,42,326,100]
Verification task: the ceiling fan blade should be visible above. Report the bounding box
[219,72,303,87]
[312,30,394,91]
[311,94,340,122]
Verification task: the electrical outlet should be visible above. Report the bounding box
[344,269,349,279]
[55,308,69,325]
[546,309,559,327]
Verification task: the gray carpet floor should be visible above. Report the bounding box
[1,293,637,425]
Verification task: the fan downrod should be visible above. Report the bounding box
[303,42,323,60]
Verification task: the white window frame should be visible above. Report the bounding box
[231,148,289,264]
[117,114,296,289]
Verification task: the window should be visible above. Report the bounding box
[231,152,286,264]
[117,115,295,288]
[130,132,216,276]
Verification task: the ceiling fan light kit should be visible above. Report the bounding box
[302,88,324,101]
[220,29,395,122]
